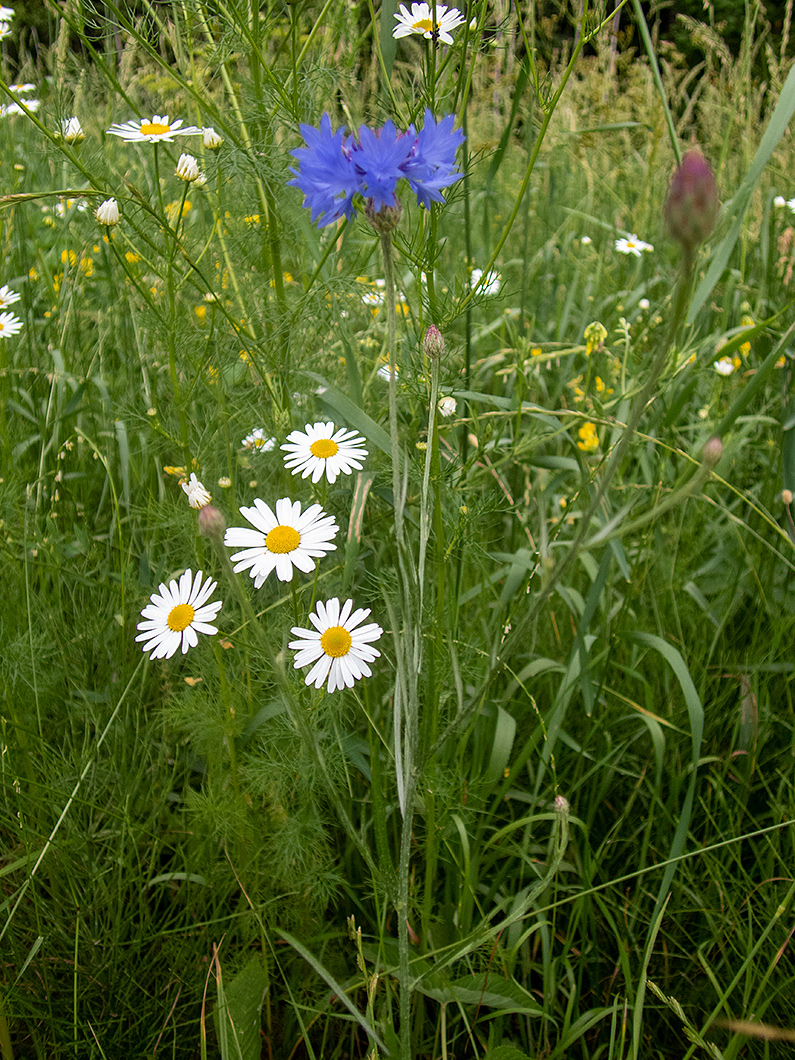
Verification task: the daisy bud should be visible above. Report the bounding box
[702,436,723,468]
[664,150,718,252]
[95,197,120,226]
[176,153,200,183]
[424,324,445,360]
[61,116,85,143]
[198,504,226,542]
[202,126,223,150]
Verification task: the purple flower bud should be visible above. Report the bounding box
[702,436,723,468]
[423,324,445,359]
[664,150,718,251]
[198,504,227,542]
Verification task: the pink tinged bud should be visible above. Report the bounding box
[424,324,445,359]
[702,436,723,468]
[664,150,718,251]
[198,504,227,541]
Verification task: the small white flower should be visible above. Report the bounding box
[241,428,275,452]
[438,395,456,417]
[639,298,650,310]
[61,116,84,143]
[8,84,36,94]
[471,267,501,295]
[0,99,39,116]
[203,126,223,150]
[580,235,592,245]
[0,311,22,337]
[787,198,795,214]
[377,362,399,381]
[106,114,202,143]
[615,234,653,257]
[713,356,735,376]
[181,472,211,508]
[281,421,368,484]
[0,6,14,19]
[0,284,20,308]
[224,497,338,586]
[289,597,383,694]
[176,152,200,182]
[774,195,787,208]
[0,21,12,39]
[95,198,120,226]
[393,2,465,44]
[135,568,222,659]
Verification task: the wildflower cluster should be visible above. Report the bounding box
[288,109,464,227]
[137,422,384,692]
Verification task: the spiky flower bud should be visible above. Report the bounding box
[365,200,402,234]
[664,150,718,252]
[424,324,445,360]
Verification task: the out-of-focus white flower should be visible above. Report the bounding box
[438,395,456,417]
[580,235,592,245]
[713,356,735,376]
[61,116,85,143]
[241,428,275,452]
[615,234,654,257]
[471,267,501,295]
[202,126,223,150]
[774,195,787,208]
[639,298,650,311]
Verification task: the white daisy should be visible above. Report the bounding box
[203,126,223,150]
[774,195,787,208]
[0,284,20,307]
[0,311,23,337]
[181,472,211,508]
[106,114,202,143]
[95,198,120,226]
[176,152,200,182]
[61,116,84,143]
[135,568,222,659]
[580,235,592,245]
[0,21,11,39]
[438,395,457,417]
[241,428,275,452]
[471,267,501,295]
[615,234,653,256]
[377,362,399,381]
[787,198,795,214]
[8,84,36,94]
[289,597,383,694]
[713,356,735,376]
[281,421,368,484]
[0,8,15,20]
[393,2,465,44]
[0,99,39,116]
[224,497,338,586]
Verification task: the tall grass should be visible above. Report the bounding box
[2,1,795,1057]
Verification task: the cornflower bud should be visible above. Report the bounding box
[365,200,402,234]
[198,504,226,542]
[664,150,718,252]
[702,436,723,468]
[424,324,445,360]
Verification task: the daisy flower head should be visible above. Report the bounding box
[176,152,201,182]
[470,267,501,295]
[281,421,368,484]
[438,395,456,417]
[393,2,466,45]
[203,126,223,150]
[106,114,202,143]
[0,7,14,19]
[774,195,787,208]
[181,472,211,508]
[289,597,383,694]
[615,234,653,257]
[0,22,12,40]
[0,311,23,337]
[95,198,120,226]
[714,356,735,376]
[241,428,275,452]
[135,568,222,659]
[61,116,84,143]
[224,497,339,586]
[0,284,20,308]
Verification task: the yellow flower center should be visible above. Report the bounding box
[167,603,195,632]
[140,121,171,136]
[321,626,352,658]
[265,525,300,553]
[412,17,434,31]
[310,438,339,459]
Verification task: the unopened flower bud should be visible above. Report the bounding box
[198,504,226,541]
[783,489,793,505]
[424,324,445,360]
[664,150,718,252]
[61,116,85,143]
[554,794,570,817]
[702,436,723,468]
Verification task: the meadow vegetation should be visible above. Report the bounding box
[2,0,795,1057]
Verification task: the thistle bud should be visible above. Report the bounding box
[424,324,445,360]
[664,150,718,252]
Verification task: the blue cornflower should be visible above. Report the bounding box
[288,111,464,227]
[287,114,362,227]
[354,121,414,212]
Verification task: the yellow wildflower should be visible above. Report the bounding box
[577,422,599,452]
